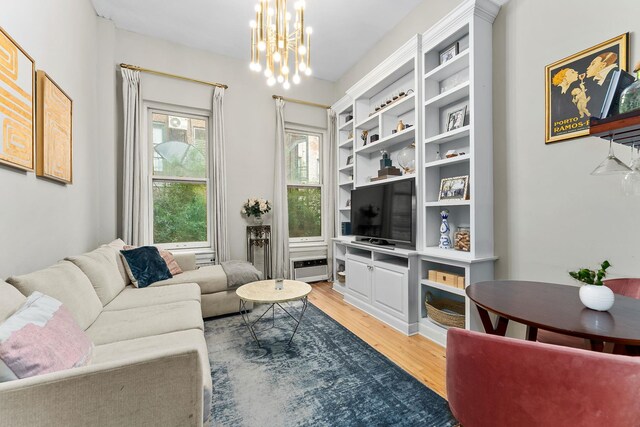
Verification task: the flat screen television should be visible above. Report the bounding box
[350,180,415,246]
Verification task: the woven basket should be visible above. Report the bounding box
[425,292,465,328]
[337,271,346,283]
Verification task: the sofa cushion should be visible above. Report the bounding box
[104,239,131,285]
[120,246,172,288]
[7,261,103,330]
[104,283,201,311]
[86,300,203,345]
[0,292,93,382]
[92,329,212,424]
[124,245,183,276]
[0,281,27,323]
[66,246,127,306]
[151,265,227,294]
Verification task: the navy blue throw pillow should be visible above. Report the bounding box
[120,246,172,288]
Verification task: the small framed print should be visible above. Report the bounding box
[446,106,467,131]
[439,42,459,65]
[438,175,469,201]
[346,154,353,165]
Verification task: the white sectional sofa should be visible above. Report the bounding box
[0,241,231,427]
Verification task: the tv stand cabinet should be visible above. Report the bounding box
[334,238,419,335]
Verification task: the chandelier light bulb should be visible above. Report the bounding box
[299,62,307,72]
[267,76,276,86]
[264,68,273,78]
[305,67,312,76]
[249,62,255,71]
[257,40,266,51]
[292,74,301,84]
[273,51,281,62]
[254,62,262,72]
[254,3,261,12]
[268,7,274,16]
[306,27,313,34]
[298,44,307,55]
[277,74,284,83]
[281,65,290,75]
[286,12,292,21]
[294,1,301,10]
[249,20,257,28]
[283,81,291,90]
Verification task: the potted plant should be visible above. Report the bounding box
[242,197,271,225]
[569,260,614,311]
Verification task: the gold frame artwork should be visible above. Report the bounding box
[0,26,36,171]
[36,70,73,184]
[545,33,628,144]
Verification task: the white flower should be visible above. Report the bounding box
[259,202,267,212]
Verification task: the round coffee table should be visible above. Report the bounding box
[236,280,312,347]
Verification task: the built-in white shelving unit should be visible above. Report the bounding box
[330,0,500,345]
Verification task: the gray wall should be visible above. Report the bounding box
[97,21,334,261]
[0,0,100,278]
[493,0,640,283]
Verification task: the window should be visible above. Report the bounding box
[285,129,323,241]
[149,109,210,249]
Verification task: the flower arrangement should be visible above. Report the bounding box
[242,197,271,218]
[569,260,611,286]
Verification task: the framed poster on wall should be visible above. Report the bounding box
[545,33,628,144]
[0,26,35,171]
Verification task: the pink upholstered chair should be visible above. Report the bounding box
[537,278,640,350]
[446,328,640,427]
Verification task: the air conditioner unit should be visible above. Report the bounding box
[194,250,215,267]
[168,116,188,130]
[292,258,328,282]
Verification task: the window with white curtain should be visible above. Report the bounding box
[148,108,211,249]
[285,128,323,242]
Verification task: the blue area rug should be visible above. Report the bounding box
[204,301,457,426]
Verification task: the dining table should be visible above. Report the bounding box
[466,280,640,355]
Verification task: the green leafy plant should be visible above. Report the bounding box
[569,260,611,286]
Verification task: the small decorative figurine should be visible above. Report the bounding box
[396,120,406,132]
[361,130,369,146]
[439,209,452,249]
[379,150,392,169]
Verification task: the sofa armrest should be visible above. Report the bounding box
[0,347,203,427]
[173,252,197,272]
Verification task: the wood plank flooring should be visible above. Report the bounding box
[308,281,448,399]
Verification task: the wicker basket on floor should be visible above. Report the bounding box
[425,292,465,328]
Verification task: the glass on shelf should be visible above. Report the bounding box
[622,145,640,196]
[591,137,631,175]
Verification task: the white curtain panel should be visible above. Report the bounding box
[272,99,290,279]
[327,109,338,280]
[211,87,230,263]
[121,68,149,246]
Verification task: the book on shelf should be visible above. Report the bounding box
[598,70,636,119]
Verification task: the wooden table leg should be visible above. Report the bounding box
[476,306,509,336]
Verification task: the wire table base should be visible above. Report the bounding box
[239,297,309,347]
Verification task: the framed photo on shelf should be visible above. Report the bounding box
[545,33,628,144]
[439,42,459,65]
[346,154,353,165]
[446,106,467,131]
[0,26,35,171]
[438,175,469,201]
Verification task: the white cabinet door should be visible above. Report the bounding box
[346,257,371,302]
[372,263,408,320]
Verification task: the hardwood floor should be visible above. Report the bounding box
[308,281,448,398]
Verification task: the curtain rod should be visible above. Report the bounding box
[272,94,330,109]
[119,63,228,89]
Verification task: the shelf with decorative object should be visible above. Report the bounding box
[339,119,354,131]
[424,153,470,169]
[424,126,470,145]
[424,50,470,82]
[339,138,354,148]
[339,164,353,172]
[589,109,640,146]
[424,81,470,109]
[424,200,470,207]
[356,127,415,154]
[420,279,465,296]
[357,173,416,188]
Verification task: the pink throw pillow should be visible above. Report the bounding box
[0,292,93,382]
[123,245,183,276]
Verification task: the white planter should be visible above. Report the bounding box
[579,285,615,311]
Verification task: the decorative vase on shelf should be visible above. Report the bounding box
[619,62,640,114]
[439,209,452,249]
[579,285,614,311]
[397,143,415,174]
[250,215,264,226]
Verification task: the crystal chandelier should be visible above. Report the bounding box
[249,0,313,89]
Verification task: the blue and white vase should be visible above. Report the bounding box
[439,209,452,249]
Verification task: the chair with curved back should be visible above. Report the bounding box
[446,327,640,427]
[536,278,640,350]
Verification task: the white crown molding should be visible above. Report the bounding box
[421,0,500,52]
[346,35,420,99]
[331,94,352,113]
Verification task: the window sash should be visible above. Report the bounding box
[148,107,212,250]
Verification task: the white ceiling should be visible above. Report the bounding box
[91,0,425,81]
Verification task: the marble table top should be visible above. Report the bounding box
[236,280,312,303]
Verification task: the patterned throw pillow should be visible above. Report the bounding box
[123,245,183,276]
[0,292,93,382]
[120,246,173,288]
